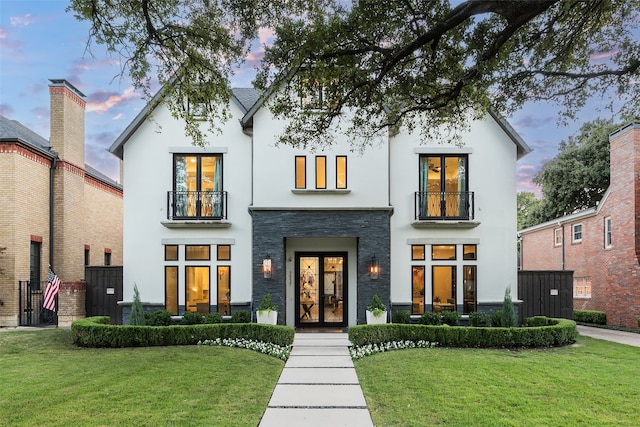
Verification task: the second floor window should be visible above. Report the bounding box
[604,217,612,248]
[554,228,563,246]
[174,154,222,218]
[572,223,583,243]
[418,155,469,219]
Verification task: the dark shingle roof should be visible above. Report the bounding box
[0,115,50,150]
[232,88,261,114]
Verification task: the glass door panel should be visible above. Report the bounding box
[323,256,344,324]
[432,266,456,313]
[299,257,320,323]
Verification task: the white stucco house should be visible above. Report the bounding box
[110,86,530,327]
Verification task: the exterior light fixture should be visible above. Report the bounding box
[369,255,379,280]
[263,256,272,279]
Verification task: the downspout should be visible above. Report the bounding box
[560,222,565,271]
[49,151,58,266]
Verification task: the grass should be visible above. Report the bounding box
[0,328,284,426]
[355,335,640,426]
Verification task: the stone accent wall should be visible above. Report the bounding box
[251,209,392,325]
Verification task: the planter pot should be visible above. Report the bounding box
[366,310,388,324]
[256,310,278,325]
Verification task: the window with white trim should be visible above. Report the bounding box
[554,228,562,246]
[572,223,583,243]
[604,217,612,248]
[573,277,591,298]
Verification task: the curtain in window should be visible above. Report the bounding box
[457,157,467,217]
[419,157,430,218]
[213,155,223,217]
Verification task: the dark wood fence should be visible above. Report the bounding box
[518,270,574,320]
[85,266,123,324]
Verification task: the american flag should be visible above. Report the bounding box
[43,267,61,312]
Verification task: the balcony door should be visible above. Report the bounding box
[296,253,346,327]
[419,155,468,219]
[174,154,222,218]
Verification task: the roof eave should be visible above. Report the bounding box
[488,109,532,159]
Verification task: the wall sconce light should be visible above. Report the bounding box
[369,255,379,280]
[263,256,272,279]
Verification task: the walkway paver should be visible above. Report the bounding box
[577,325,640,347]
[259,332,375,427]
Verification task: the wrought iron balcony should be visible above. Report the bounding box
[415,191,474,221]
[167,190,227,220]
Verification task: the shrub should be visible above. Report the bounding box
[258,294,278,311]
[501,287,517,327]
[469,311,489,327]
[491,310,503,327]
[180,311,204,325]
[145,309,173,326]
[129,284,145,326]
[203,312,223,324]
[367,295,387,317]
[524,316,554,327]
[574,309,607,325]
[231,310,251,323]
[418,311,442,325]
[392,310,411,324]
[441,310,460,326]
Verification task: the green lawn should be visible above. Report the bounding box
[0,328,284,426]
[355,335,640,426]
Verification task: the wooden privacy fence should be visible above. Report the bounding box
[518,270,574,320]
[85,266,123,324]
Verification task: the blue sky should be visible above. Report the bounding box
[0,1,624,193]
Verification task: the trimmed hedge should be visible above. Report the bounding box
[72,316,295,348]
[574,309,607,325]
[348,317,578,348]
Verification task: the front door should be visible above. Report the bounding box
[296,253,346,327]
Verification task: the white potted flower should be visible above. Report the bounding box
[256,294,278,325]
[366,294,388,324]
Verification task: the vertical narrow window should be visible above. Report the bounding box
[104,250,111,266]
[316,156,326,189]
[29,241,42,290]
[84,246,90,266]
[412,266,425,315]
[295,156,306,189]
[411,245,425,260]
[463,245,477,260]
[217,245,231,261]
[336,156,347,189]
[186,266,210,313]
[165,266,178,315]
[572,224,583,243]
[554,228,563,246]
[604,217,612,248]
[165,245,179,261]
[432,266,456,312]
[217,266,231,315]
[463,266,476,314]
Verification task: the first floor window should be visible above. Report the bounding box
[412,245,425,260]
[217,266,231,315]
[104,251,111,266]
[165,245,179,261]
[165,266,178,314]
[412,266,425,315]
[463,266,476,314]
[433,266,456,312]
[186,266,210,313]
[573,277,591,298]
[30,240,41,290]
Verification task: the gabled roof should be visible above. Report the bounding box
[488,110,532,160]
[109,88,261,159]
[0,114,122,190]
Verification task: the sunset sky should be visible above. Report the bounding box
[0,1,627,194]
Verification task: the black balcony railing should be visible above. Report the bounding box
[415,191,474,220]
[168,190,227,220]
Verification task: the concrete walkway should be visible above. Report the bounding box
[259,332,374,427]
[577,325,640,347]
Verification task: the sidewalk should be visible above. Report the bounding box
[577,325,640,347]
[259,332,374,427]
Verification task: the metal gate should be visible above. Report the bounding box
[85,266,123,324]
[18,280,58,326]
[518,270,574,320]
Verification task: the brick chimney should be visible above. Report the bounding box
[49,79,86,166]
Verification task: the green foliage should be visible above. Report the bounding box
[231,310,251,323]
[441,311,461,326]
[180,312,204,325]
[144,310,174,326]
[469,311,489,327]
[348,318,578,349]
[68,1,640,150]
[532,119,622,223]
[501,288,517,328]
[129,284,145,326]
[517,192,542,230]
[574,310,607,325]
[257,294,278,312]
[491,310,504,327]
[418,312,442,326]
[367,295,387,315]
[524,316,555,327]
[71,316,296,348]
[392,310,411,324]
[203,312,223,324]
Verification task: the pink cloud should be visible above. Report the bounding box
[0,26,23,52]
[86,87,141,113]
[10,13,37,27]
[590,49,619,62]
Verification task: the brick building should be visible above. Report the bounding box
[0,79,123,327]
[519,123,640,329]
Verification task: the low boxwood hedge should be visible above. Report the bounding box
[574,309,607,325]
[72,316,295,348]
[348,317,577,348]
